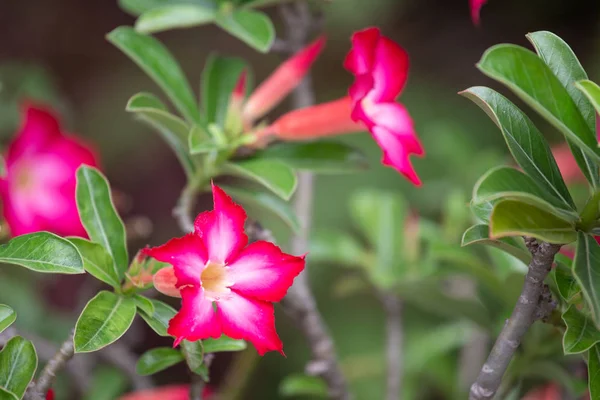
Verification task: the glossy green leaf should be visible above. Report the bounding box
[224,159,297,200]
[118,0,215,16]
[473,166,577,221]
[0,305,15,335]
[310,230,368,268]
[220,185,299,231]
[576,80,600,126]
[0,388,18,400]
[74,291,137,353]
[527,31,598,187]
[561,305,600,355]
[136,347,184,375]
[477,45,600,183]
[215,9,275,53]
[107,27,200,123]
[202,336,247,353]
[181,340,205,374]
[461,87,574,208]
[461,224,531,264]
[490,200,576,244]
[138,299,177,337]
[133,294,155,316]
[589,344,600,400]
[471,200,494,223]
[279,374,327,398]
[127,92,195,178]
[255,141,369,174]
[0,232,83,274]
[135,4,217,34]
[574,232,600,327]
[202,55,247,127]
[76,166,128,279]
[553,259,580,302]
[69,238,121,289]
[0,336,37,399]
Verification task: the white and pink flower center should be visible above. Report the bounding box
[201,261,234,301]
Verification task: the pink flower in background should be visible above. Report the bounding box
[119,385,214,400]
[145,183,305,355]
[344,27,424,185]
[0,104,99,237]
[521,383,560,400]
[470,0,488,25]
[551,143,585,184]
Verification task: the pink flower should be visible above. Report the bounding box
[551,143,585,184]
[470,0,488,25]
[144,183,305,355]
[344,27,424,185]
[118,385,214,400]
[521,384,560,400]
[0,103,99,237]
[46,389,54,400]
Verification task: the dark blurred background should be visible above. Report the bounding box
[1,0,600,398]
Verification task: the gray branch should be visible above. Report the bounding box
[35,329,76,394]
[379,292,403,400]
[469,238,561,400]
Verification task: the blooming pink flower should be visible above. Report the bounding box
[470,0,488,25]
[144,183,305,355]
[344,27,424,185]
[0,103,99,237]
[118,385,214,400]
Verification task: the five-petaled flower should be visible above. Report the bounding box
[0,103,99,237]
[145,183,305,355]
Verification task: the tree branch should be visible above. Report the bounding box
[379,292,403,400]
[35,330,76,394]
[469,238,561,400]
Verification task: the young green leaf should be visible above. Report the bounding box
[279,374,328,398]
[133,294,155,316]
[224,159,297,200]
[107,27,200,123]
[589,344,600,400]
[74,291,137,353]
[561,305,600,354]
[202,336,247,353]
[215,9,275,53]
[138,299,177,337]
[118,0,215,16]
[254,141,369,174]
[127,92,196,178]
[0,305,16,335]
[136,347,184,375]
[181,340,204,373]
[69,238,121,289]
[553,261,580,303]
[0,336,37,399]
[490,199,576,244]
[574,232,600,328]
[135,4,217,34]
[76,166,129,280]
[0,388,18,400]
[202,55,247,127]
[460,87,574,209]
[461,224,531,264]
[0,232,83,274]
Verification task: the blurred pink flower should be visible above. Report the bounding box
[118,384,214,400]
[470,0,488,25]
[0,103,99,237]
[521,384,560,400]
[144,183,305,355]
[551,143,585,184]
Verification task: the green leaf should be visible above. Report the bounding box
[181,340,205,374]
[133,294,155,316]
[0,388,18,400]
[69,238,121,289]
[118,0,215,16]
[573,232,600,327]
[224,159,297,200]
[135,4,217,33]
[107,27,200,123]
[279,374,328,398]
[0,336,37,399]
[138,299,177,337]
[461,224,531,264]
[127,92,195,178]
[589,344,600,400]
[460,87,574,209]
[576,79,600,126]
[473,166,578,221]
[188,124,220,155]
[0,232,83,274]
[477,45,600,184]
[490,200,576,244]
[136,347,184,375]
[0,305,15,335]
[553,259,580,302]
[74,291,137,353]
[221,185,299,231]
[76,166,129,280]
[309,230,367,268]
[215,9,274,53]
[202,336,247,353]
[561,305,600,354]
[527,31,599,188]
[83,366,129,400]
[201,55,247,127]
[255,141,369,174]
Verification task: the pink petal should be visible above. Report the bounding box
[218,291,283,355]
[552,143,585,184]
[153,267,182,298]
[348,74,375,105]
[168,286,220,345]
[343,27,380,75]
[363,102,423,155]
[118,385,189,400]
[6,103,62,162]
[470,0,487,26]
[371,125,422,186]
[194,184,248,264]
[228,241,305,302]
[143,233,207,288]
[370,36,409,102]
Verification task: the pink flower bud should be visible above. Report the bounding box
[152,266,182,298]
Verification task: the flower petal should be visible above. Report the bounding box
[343,27,380,75]
[168,286,220,345]
[153,267,182,298]
[362,102,423,155]
[6,103,62,162]
[228,241,305,302]
[194,184,248,264]
[218,292,283,355]
[144,233,207,287]
[370,36,409,102]
[371,125,422,186]
[470,0,488,26]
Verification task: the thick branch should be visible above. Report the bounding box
[35,330,76,394]
[379,292,403,400]
[469,239,561,400]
